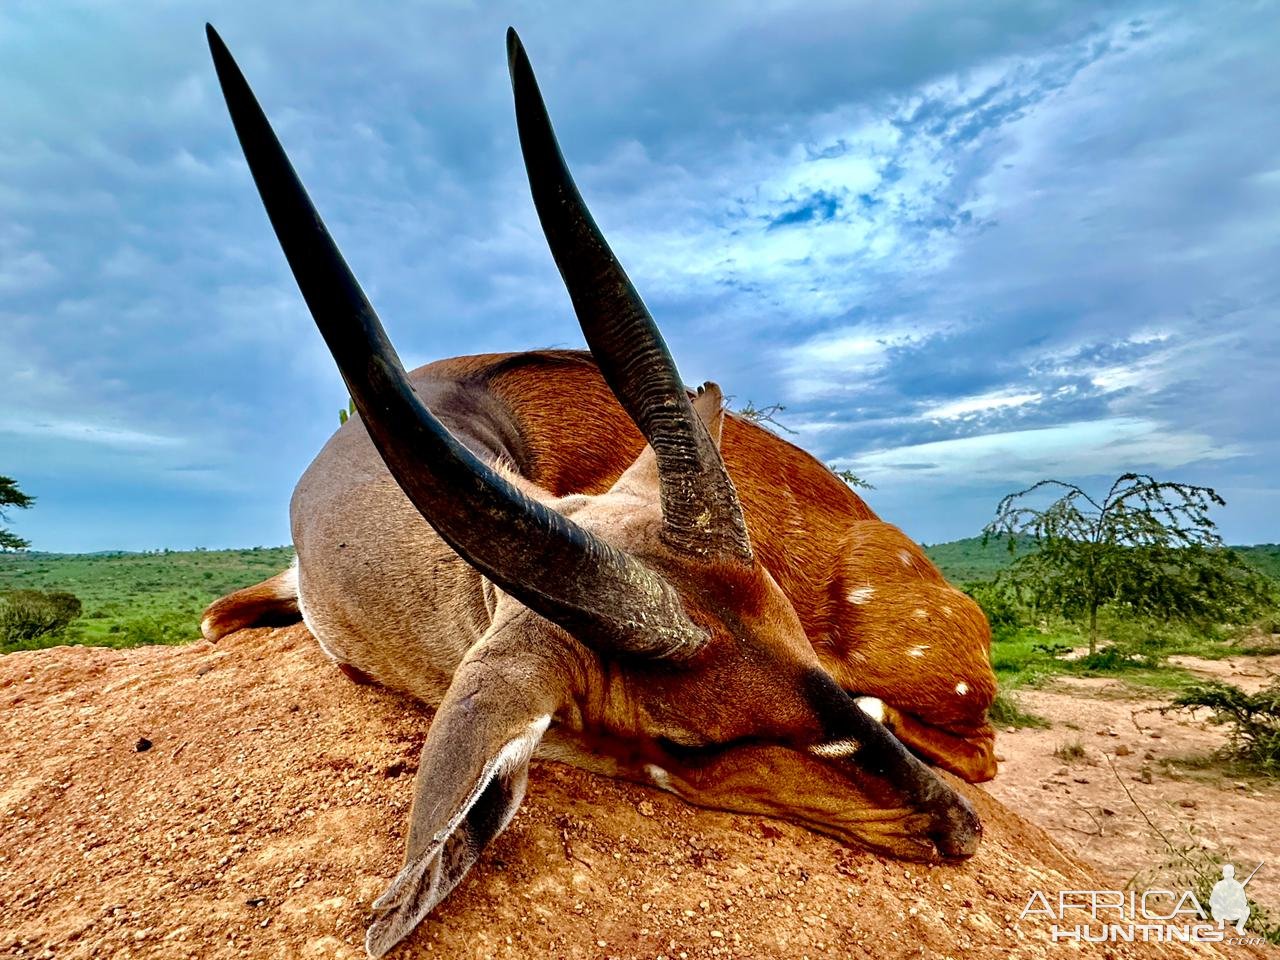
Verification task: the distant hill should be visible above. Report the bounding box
[924,537,1280,585]
[922,536,1026,583]
[1236,543,1280,580]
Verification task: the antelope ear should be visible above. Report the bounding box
[690,382,726,447]
[609,381,729,500]
[364,637,562,958]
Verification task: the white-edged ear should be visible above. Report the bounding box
[607,382,728,500]
[364,629,563,957]
[690,382,726,447]
[364,717,547,956]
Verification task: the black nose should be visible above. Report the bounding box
[929,790,982,859]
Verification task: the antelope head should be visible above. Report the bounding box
[207,26,982,958]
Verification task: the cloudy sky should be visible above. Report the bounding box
[2,0,1277,552]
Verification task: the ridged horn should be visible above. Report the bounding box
[506,28,753,566]
[206,24,706,661]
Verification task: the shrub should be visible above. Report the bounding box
[1138,841,1280,944]
[1075,645,1159,673]
[0,589,83,648]
[1169,679,1280,774]
[962,580,1022,636]
[1052,738,1087,763]
[114,612,198,647]
[984,474,1275,654]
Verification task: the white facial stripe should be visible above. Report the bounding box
[846,585,875,605]
[809,739,860,758]
[955,682,969,696]
[644,763,671,790]
[854,696,886,723]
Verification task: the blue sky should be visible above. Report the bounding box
[2,0,1278,552]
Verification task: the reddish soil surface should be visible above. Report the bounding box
[0,626,1265,958]
[985,654,1280,936]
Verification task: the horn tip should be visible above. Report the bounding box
[506,27,529,78]
[206,23,233,70]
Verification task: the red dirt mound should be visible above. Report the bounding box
[0,626,1253,958]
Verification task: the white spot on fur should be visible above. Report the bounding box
[810,739,860,758]
[898,550,913,567]
[955,682,969,696]
[913,608,928,619]
[644,764,671,789]
[846,585,875,605]
[854,696,885,722]
[908,645,929,658]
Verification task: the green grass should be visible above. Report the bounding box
[0,547,293,652]
[985,608,1280,700]
[988,688,1050,729]
[1052,737,1087,763]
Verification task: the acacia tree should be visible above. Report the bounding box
[0,475,33,551]
[983,473,1272,654]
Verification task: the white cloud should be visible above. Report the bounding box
[3,1,1278,548]
[581,22,1117,333]
[0,416,183,450]
[781,320,947,399]
[921,389,1043,420]
[842,416,1240,486]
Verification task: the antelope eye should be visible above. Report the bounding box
[656,730,708,750]
[655,734,722,763]
[656,732,768,762]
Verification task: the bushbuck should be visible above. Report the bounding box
[202,25,996,957]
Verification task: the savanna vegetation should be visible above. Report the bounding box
[961,478,1279,940]
[935,475,1280,801]
[983,474,1272,655]
[0,547,294,653]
